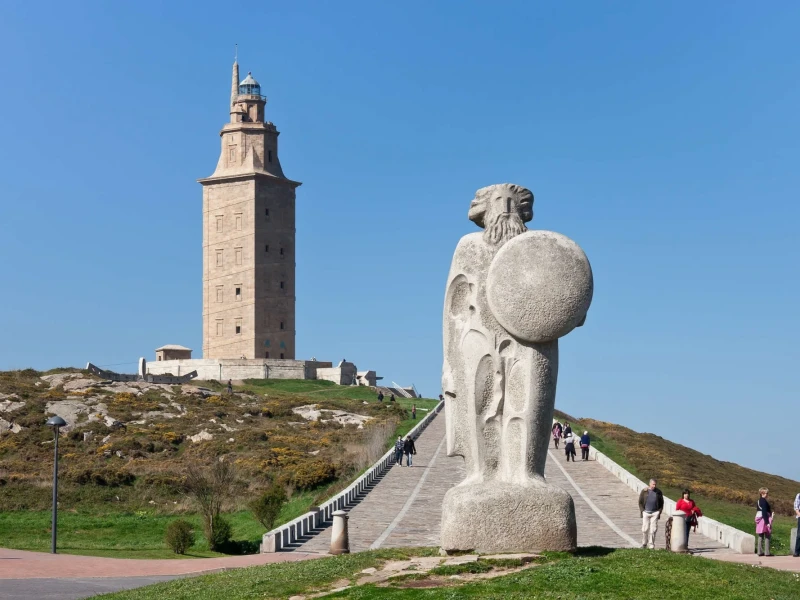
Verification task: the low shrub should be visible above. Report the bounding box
[287,459,336,490]
[164,519,195,554]
[249,483,287,530]
[206,515,232,551]
[70,468,135,487]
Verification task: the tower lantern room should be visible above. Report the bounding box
[231,69,266,124]
[239,72,262,96]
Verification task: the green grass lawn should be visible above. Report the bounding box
[0,510,266,559]
[94,548,800,600]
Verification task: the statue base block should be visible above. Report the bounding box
[441,481,577,553]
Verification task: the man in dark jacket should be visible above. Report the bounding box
[638,479,664,549]
[394,436,405,465]
[404,436,417,467]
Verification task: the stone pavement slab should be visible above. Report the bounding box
[0,547,320,579]
[702,550,800,572]
[0,576,178,600]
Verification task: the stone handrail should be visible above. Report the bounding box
[585,443,755,553]
[261,400,445,552]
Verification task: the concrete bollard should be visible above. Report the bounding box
[330,510,350,555]
[670,510,688,553]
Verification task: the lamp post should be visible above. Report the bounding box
[46,416,67,554]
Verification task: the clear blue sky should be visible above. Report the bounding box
[1,1,798,480]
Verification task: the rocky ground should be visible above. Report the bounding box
[0,369,411,513]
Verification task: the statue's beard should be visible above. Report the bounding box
[483,212,527,245]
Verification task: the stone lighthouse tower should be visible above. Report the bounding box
[199,58,301,360]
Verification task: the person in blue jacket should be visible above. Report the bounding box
[579,431,591,461]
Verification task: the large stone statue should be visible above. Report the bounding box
[441,183,593,552]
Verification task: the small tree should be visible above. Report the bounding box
[249,483,287,530]
[165,519,195,554]
[183,459,237,551]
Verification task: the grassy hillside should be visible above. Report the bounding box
[0,368,437,557]
[555,409,799,553]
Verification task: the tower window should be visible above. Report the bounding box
[265,351,270,358]
[235,325,241,334]
[280,281,284,289]
[235,286,241,300]
[280,247,284,256]
[215,250,223,267]
[265,245,269,253]
[235,247,243,266]
[280,353,284,359]
[216,286,223,303]
[216,320,223,336]
[216,216,224,233]
[280,321,284,330]
[265,208,270,217]
[268,150,272,163]
[235,213,242,231]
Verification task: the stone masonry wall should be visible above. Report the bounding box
[147,359,332,382]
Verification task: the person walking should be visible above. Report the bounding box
[638,479,664,549]
[756,487,774,556]
[412,404,417,419]
[675,489,703,549]
[394,436,405,466]
[439,394,444,402]
[793,491,800,557]
[579,431,591,460]
[404,436,417,467]
[226,379,233,394]
[563,422,572,437]
[377,391,384,402]
[552,422,562,449]
[564,433,576,462]
[390,394,395,402]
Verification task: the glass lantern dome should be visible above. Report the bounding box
[239,72,261,96]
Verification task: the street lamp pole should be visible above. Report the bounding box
[46,416,67,554]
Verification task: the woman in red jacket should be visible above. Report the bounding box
[675,489,703,549]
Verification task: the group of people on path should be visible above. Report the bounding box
[552,421,591,462]
[638,479,703,550]
[637,480,800,557]
[394,435,417,466]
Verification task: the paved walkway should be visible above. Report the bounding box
[0,547,319,579]
[294,409,465,553]
[0,576,178,600]
[293,411,730,556]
